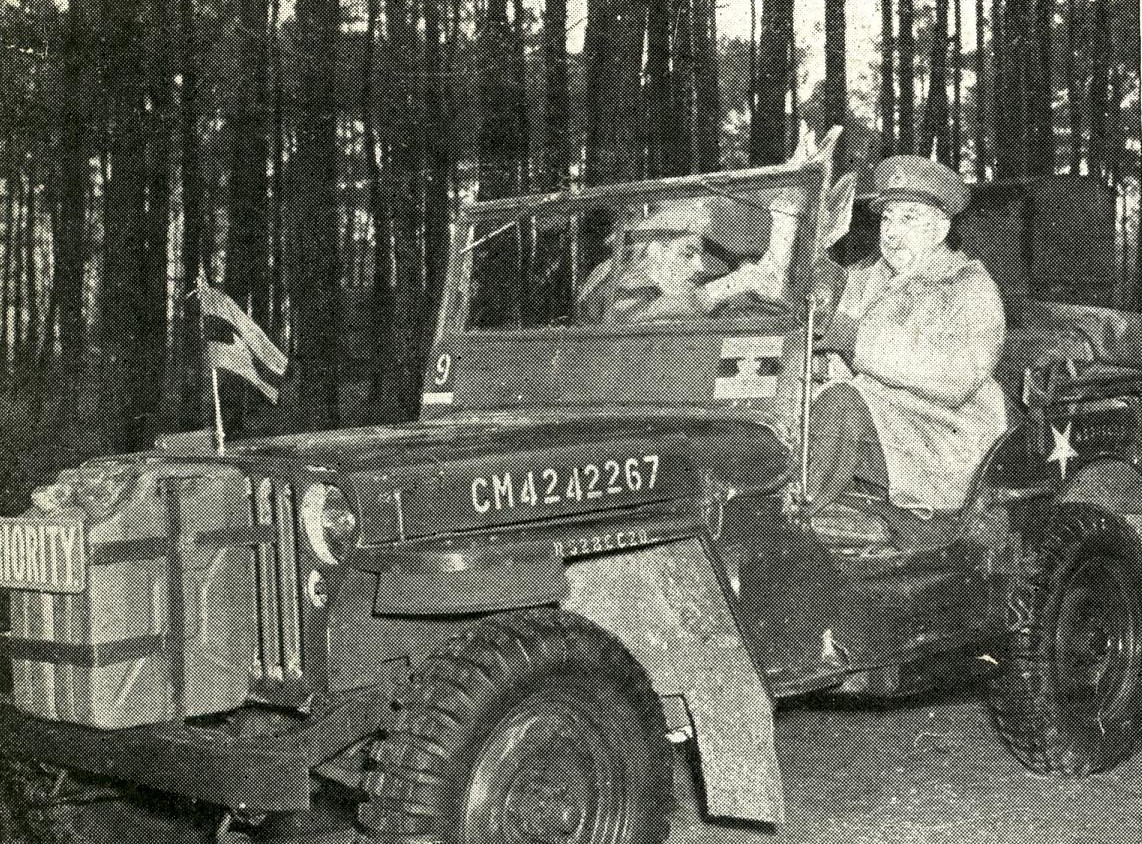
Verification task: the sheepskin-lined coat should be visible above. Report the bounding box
[831,245,1008,510]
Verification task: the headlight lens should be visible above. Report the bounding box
[301,483,357,565]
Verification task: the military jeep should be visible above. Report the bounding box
[3,129,1142,843]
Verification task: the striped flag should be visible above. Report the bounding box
[199,287,287,403]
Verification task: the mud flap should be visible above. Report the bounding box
[562,537,784,825]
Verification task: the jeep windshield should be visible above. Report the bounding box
[439,154,843,333]
[422,144,846,419]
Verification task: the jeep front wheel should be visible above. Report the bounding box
[359,608,672,844]
[989,503,1142,775]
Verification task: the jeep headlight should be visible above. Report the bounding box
[301,484,357,565]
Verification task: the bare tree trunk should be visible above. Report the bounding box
[35,168,60,407]
[1065,0,1082,174]
[991,0,1004,176]
[292,0,342,431]
[511,0,538,325]
[693,0,719,172]
[541,0,570,189]
[824,0,847,166]
[752,0,793,164]
[340,122,358,291]
[646,0,670,177]
[881,0,895,155]
[143,0,174,433]
[919,0,950,161]
[418,0,451,372]
[788,30,800,156]
[54,0,92,432]
[511,0,531,192]
[584,0,650,184]
[582,0,611,185]
[22,159,37,391]
[749,0,757,152]
[270,0,285,342]
[384,0,422,419]
[952,0,962,169]
[1031,0,1054,176]
[11,171,24,387]
[1136,147,1141,309]
[472,0,523,327]
[1088,0,1110,181]
[668,0,696,175]
[221,0,270,434]
[535,0,572,325]
[175,0,204,430]
[975,0,986,178]
[1110,64,1125,304]
[996,0,1033,179]
[98,0,156,452]
[448,0,463,205]
[1,150,13,382]
[898,0,915,153]
[362,0,400,422]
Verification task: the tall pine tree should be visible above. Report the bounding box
[292,0,342,430]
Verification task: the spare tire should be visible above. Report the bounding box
[988,502,1142,775]
[359,607,672,844]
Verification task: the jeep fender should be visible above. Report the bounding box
[561,536,784,825]
[1060,458,1142,538]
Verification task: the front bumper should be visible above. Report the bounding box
[0,688,387,812]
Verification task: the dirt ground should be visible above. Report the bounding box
[5,688,1142,843]
[670,689,1142,844]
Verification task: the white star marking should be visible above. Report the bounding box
[1047,421,1078,480]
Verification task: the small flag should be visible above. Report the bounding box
[199,287,287,403]
[820,171,858,250]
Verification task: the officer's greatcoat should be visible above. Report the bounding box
[833,244,1008,510]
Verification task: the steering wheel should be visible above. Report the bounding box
[707,290,792,320]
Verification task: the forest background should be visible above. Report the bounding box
[0,0,1138,496]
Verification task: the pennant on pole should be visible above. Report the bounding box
[199,287,287,404]
[819,171,858,250]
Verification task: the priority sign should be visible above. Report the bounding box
[0,514,86,594]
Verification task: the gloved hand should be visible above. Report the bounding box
[814,311,859,356]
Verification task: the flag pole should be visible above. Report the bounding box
[196,272,226,455]
[210,366,225,455]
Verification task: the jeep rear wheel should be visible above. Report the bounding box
[358,608,672,844]
[989,503,1142,775]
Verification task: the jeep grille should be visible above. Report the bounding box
[250,477,302,682]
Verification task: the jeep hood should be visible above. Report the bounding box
[217,413,791,544]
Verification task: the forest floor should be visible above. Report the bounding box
[671,685,1142,844]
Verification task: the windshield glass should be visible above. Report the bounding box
[458,168,830,331]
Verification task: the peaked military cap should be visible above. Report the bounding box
[870,155,970,217]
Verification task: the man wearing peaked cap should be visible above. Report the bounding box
[869,155,970,217]
[806,155,1007,512]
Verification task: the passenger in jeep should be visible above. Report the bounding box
[805,155,1008,512]
[585,187,809,321]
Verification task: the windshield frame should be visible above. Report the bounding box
[433,135,842,343]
